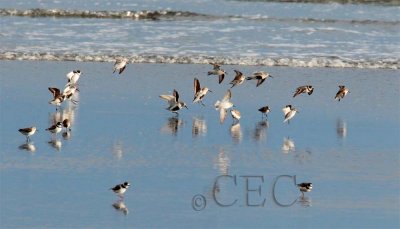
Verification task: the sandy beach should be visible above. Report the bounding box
[0,60,399,228]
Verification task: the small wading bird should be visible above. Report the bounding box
[113,58,128,74]
[293,85,314,98]
[246,71,273,87]
[215,89,234,124]
[48,87,66,110]
[282,105,298,124]
[230,109,241,124]
[229,70,245,88]
[193,78,212,106]
[18,126,37,142]
[258,106,270,119]
[335,85,350,101]
[297,182,312,197]
[46,122,63,135]
[159,89,188,114]
[111,182,131,199]
[66,70,81,86]
[207,63,226,84]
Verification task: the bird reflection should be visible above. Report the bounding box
[112,141,124,159]
[281,137,295,153]
[192,117,207,137]
[160,116,184,136]
[297,196,312,208]
[48,106,77,134]
[112,200,129,215]
[230,123,242,144]
[213,149,230,175]
[253,121,268,141]
[336,119,347,138]
[62,131,71,140]
[18,142,36,153]
[48,139,62,151]
[294,150,312,164]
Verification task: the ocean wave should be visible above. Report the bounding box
[230,0,400,6]
[1,52,398,69]
[1,8,398,25]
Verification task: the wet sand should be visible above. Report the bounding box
[0,61,399,228]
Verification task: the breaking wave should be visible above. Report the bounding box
[1,8,398,25]
[1,52,398,69]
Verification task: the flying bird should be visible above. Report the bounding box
[193,78,212,106]
[215,90,234,124]
[207,63,226,84]
[113,59,128,74]
[229,70,245,88]
[282,105,298,124]
[159,89,188,114]
[335,85,350,101]
[246,71,273,87]
[293,85,314,97]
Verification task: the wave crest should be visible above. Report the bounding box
[1,52,398,69]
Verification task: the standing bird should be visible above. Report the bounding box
[113,59,128,74]
[258,106,270,119]
[335,85,350,101]
[159,89,188,114]
[62,119,71,131]
[293,85,314,98]
[46,122,63,135]
[48,87,66,110]
[230,109,241,124]
[66,70,81,86]
[193,78,212,106]
[215,90,234,124]
[246,71,273,87]
[297,183,312,197]
[282,105,298,124]
[229,70,245,88]
[18,126,37,142]
[207,63,226,84]
[111,182,131,199]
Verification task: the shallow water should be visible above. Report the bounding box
[0,61,399,228]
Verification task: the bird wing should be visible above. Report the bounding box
[282,106,291,115]
[220,108,227,124]
[173,89,179,102]
[218,72,225,84]
[222,89,232,101]
[48,87,61,98]
[66,71,74,80]
[194,78,200,94]
[210,62,221,70]
[293,86,305,97]
[256,78,266,87]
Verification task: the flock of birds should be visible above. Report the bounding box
[17,59,351,200]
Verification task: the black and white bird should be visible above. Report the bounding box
[230,109,241,124]
[111,182,131,199]
[18,126,37,142]
[282,105,298,124]
[297,183,312,197]
[335,85,350,101]
[207,63,226,84]
[66,70,81,86]
[193,77,212,106]
[258,106,270,119]
[113,59,128,74]
[46,122,63,135]
[48,87,66,110]
[229,70,245,88]
[246,71,273,87]
[215,90,234,124]
[159,89,188,114]
[293,85,314,98]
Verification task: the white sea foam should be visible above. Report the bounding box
[0,52,398,69]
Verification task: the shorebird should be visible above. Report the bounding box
[62,119,71,131]
[159,89,188,114]
[63,85,79,104]
[230,109,241,124]
[48,87,66,110]
[293,85,314,98]
[297,183,312,197]
[258,106,270,119]
[282,105,298,124]
[46,122,63,135]
[207,63,226,84]
[113,58,128,74]
[335,85,350,101]
[66,70,81,86]
[193,78,212,106]
[111,182,131,199]
[18,126,37,142]
[229,70,245,88]
[246,71,273,87]
[215,89,234,124]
